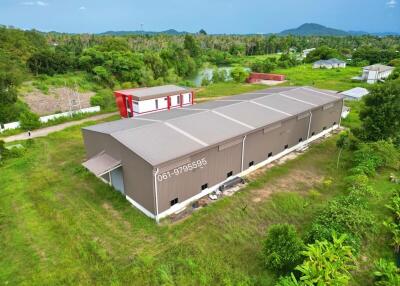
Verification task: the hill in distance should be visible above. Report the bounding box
[279,23,349,36]
[278,23,399,36]
[99,29,188,36]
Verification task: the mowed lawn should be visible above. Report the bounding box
[0,120,395,285]
[196,82,267,100]
[274,64,368,91]
[195,64,368,102]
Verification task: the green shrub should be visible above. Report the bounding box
[353,141,400,174]
[19,110,41,130]
[344,174,374,197]
[306,195,374,251]
[230,67,249,83]
[90,89,115,110]
[275,274,299,286]
[211,68,228,83]
[373,259,400,286]
[201,77,211,86]
[263,224,304,273]
[296,234,356,285]
[0,140,6,160]
[385,189,400,253]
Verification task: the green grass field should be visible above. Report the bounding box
[274,64,368,91]
[0,113,396,285]
[196,82,267,99]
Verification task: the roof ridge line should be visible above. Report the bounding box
[110,118,158,135]
[302,87,341,99]
[164,122,209,147]
[249,100,293,116]
[278,92,318,107]
[212,110,254,130]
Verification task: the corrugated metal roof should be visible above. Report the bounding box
[84,86,343,166]
[139,108,202,121]
[280,87,340,105]
[115,85,189,101]
[314,58,346,65]
[84,117,156,134]
[340,87,369,99]
[111,122,205,166]
[363,64,394,72]
[254,94,312,114]
[215,101,288,129]
[167,111,251,145]
[185,100,241,110]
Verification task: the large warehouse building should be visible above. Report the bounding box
[82,86,344,221]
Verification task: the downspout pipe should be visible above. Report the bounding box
[241,135,247,172]
[307,111,313,140]
[153,168,160,223]
[339,98,344,127]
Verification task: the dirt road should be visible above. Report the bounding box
[2,112,118,143]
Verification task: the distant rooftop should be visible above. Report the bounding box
[363,64,395,72]
[85,86,343,166]
[115,85,189,101]
[340,87,369,99]
[314,58,346,65]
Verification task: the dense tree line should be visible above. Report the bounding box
[1,25,400,123]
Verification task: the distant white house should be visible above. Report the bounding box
[340,87,369,101]
[313,58,346,69]
[353,64,395,84]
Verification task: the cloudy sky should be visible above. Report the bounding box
[0,0,399,34]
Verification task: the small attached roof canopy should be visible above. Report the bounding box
[363,64,394,72]
[114,85,189,101]
[82,152,121,176]
[340,87,369,99]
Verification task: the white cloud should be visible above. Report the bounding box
[21,1,48,6]
[79,6,86,10]
[36,1,48,6]
[387,0,397,8]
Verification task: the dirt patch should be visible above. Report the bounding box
[250,169,324,203]
[22,87,95,115]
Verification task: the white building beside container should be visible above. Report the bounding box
[357,64,395,84]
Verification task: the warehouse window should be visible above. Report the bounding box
[201,183,208,190]
[284,144,289,150]
[299,137,303,142]
[177,96,180,105]
[268,152,273,158]
[249,161,254,167]
[227,171,233,178]
[170,198,178,206]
